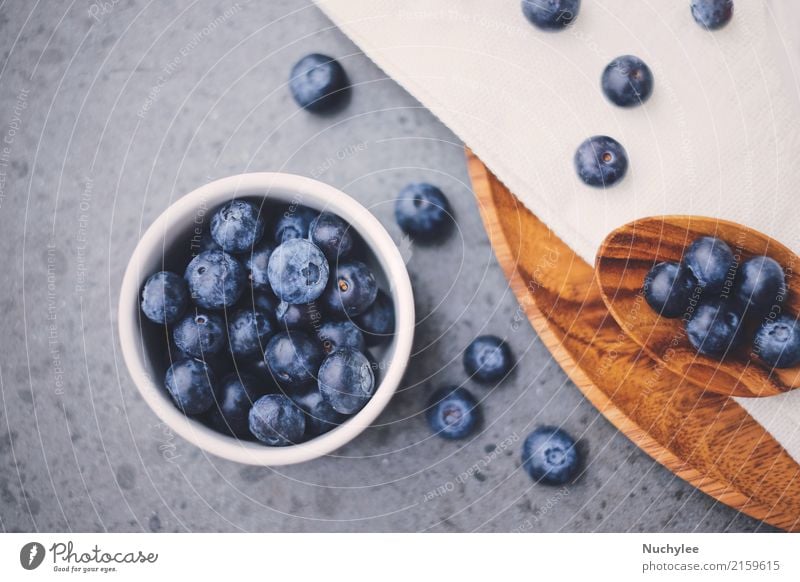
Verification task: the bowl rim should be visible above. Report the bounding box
[118,172,414,465]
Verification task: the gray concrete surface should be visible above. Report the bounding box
[0,0,771,532]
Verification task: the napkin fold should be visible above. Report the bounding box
[316,0,800,464]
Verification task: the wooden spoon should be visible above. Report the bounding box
[595,215,800,398]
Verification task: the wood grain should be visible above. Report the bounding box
[467,150,800,531]
[596,216,800,398]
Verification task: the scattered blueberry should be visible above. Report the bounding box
[267,238,329,304]
[164,358,216,415]
[244,241,275,292]
[521,0,580,30]
[643,262,697,319]
[184,250,246,310]
[394,183,453,241]
[210,200,265,253]
[318,348,375,415]
[691,0,733,30]
[309,212,355,261]
[289,53,350,113]
[323,260,378,317]
[686,299,745,357]
[207,373,267,438]
[574,136,628,188]
[141,271,189,325]
[248,394,306,446]
[682,236,734,293]
[276,300,321,330]
[425,386,480,440]
[463,335,514,383]
[354,290,395,346]
[735,256,786,314]
[601,55,654,108]
[273,206,318,244]
[264,331,324,388]
[522,426,580,485]
[753,315,800,369]
[173,311,227,358]
[227,307,277,357]
[318,320,365,355]
[290,387,347,438]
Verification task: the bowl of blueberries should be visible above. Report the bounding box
[118,172,414,465]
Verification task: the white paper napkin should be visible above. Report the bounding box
[316,0,800,464]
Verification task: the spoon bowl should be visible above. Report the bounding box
[595,215,800,398]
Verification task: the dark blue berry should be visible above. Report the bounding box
[753,315,800,369]
[227,307,277,357]
[643,262,697,318]
[273,205,318,244]
[323,260,378,317]
[521,0,580,30]
[290,387,347,439]
[691,0,733,30]
[318,348,374,415]
[574,136,628,187]
[207,373,268,438]
[686,299,745,357]
[425,386,480,440]
[318,321,365,355]
[735,256,786,314]
[354,290,395,346]
[463,335,514,383]
[267,239,329,304]
[141,271,189,325]
[184,250,246,310]
[276,300,322,330]
[173,311,227,358]
[210,200,265,253]
[394,183,453,240]
[264,331,324,388]
[248,394,305,446]
[289,54,350,113]
[601,55,654,107]
[309,212,355,261]
[164,358,216,415]
[682,236,734,293]
[522,426,580,485]
[244,241,275,292]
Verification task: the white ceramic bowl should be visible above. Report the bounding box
[118,173,414,465]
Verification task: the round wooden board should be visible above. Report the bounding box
[467,150,800,531]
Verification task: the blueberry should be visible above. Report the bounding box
[691,0,733,30]
[289,53,350,113]
[601,55,654,108]
[643,262,698,318]
[574,136,628,188]
[318,348,375,415]
[318,321,365,355]
[141,271,189,325]
[248,394,306,446]
[522,426,580,485]
[735,256,786,314]
[244,241,275,292]
[323,260,378,317]
[276,300,322,330]
[753,315,800,369]
[210,200,265,253]
[249,290,280,315]
[173,311,227,358]
[394,183,453,241]
[425,386,480,440]
[682,236,734,293]
[354,290,395,346]
[309,212,355,261]
[521,0,580,30]
[264,331,324,387]
[164,358,216,415]
[290,387,347,439]
[207,373,268,438]
[463,335,514,383]
[267,239,329,304]
[184,250,246,310]
[686,299,745,357]
[227,307,277,357]
[273,205,318,243]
